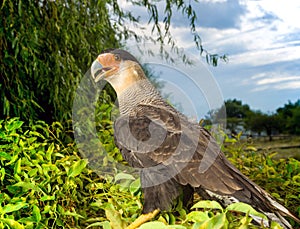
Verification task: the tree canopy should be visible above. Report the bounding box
[1,0,118,122]
[277,100,300,135]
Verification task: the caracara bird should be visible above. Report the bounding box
[91,49,300,228]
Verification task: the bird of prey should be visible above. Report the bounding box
[91,49,300,229]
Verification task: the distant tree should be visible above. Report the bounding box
[212,99,252,135]
[245,111,264,136]
[277,100,300,118]
[224,99,251,119]
[277,100,300,135]
[287,106,300,135]
[246,111,283,141]
[211,98,300,138]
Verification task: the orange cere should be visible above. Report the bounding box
[97,53,120,69]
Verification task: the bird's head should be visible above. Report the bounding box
[91,49,142,82]
[91,49,145,95]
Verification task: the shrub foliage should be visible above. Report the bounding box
[1,118,299,228]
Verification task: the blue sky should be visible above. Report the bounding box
[115,0,300,118]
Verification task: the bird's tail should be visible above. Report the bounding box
[197,175,300,229]
[251,186,300,228]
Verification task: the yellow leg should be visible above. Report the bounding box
[126,209,160,229]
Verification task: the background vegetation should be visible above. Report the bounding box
[211,99,300,140]
[1,0,299,228]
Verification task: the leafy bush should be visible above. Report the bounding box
[0,118,105,228]
[222,133,300,218]
[1,118,299,228]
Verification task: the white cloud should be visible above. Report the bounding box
[257,0,300,29]
[256,76,300,85]
[243,72,300,92]
[274,81,300,90]
[230,46,300,67]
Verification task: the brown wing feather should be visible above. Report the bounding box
[114,103,300,226]
[114,103,245,194]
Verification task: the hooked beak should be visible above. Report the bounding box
[91,60,104,83]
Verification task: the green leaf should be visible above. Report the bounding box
[114,172,136,182]
[245,146,257,152]
[86,221,111,229]
[191,200,223,211]
[0,168,5,182]
[13,181,40,191]
[199,213,228,229]
[2,202,28,214]
[129,178,141,194]
[46,143,54,161]
[166,226,186,229]
[192,222,202,229]
[226,202,267,220]
[270,221,284,229]
[6,154,20,166]
[7,120,23,132]
[186,211,209,222]
[14,158,22,174]
[0,151,12,160]
[28,168,38,177]
[0,218,25,229]
[63,210,85,219]
[7,185,22,194]
[292,174,300,186]
[104,203,127,228]
[32,205,41,222]
[29,130,45,139]
[67,159,88,178]
[138,222,167,229]
[40,195,55,201]
[238,211,252,229]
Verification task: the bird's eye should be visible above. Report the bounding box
[114,54,121,61]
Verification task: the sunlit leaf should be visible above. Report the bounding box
[63,210,85,219]
[245,146,257,152]
[13,181,40,192]
[6,120,23,132]
[2,202,28,214]
[104,203,127,229]
[238,211,252,229]
[40,195,55,201]
[67,159,88,178]
[86,221,112,229]
[0,218,25,229]
[198,213,228,229]
[114,172,136,182]
[191,200,223,211]
[0,151,12,160]
[186,211,209,222]
[226,202,267,220]
[138,222,167,229]
[32,205,41,222]
[270,221,284,229]
[129,178,141,195]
